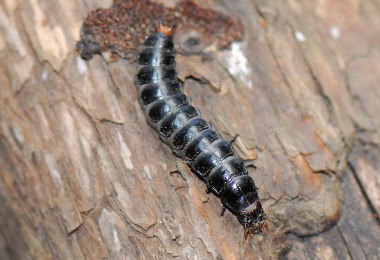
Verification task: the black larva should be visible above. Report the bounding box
[135,26,266,238]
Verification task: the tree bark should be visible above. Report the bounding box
[1,0,379,259]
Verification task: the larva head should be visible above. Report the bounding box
[239,201,267,239]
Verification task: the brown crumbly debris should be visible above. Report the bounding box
[76,0,244,61]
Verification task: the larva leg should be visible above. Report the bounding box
[221,205,227,216]
[244,161,257,169]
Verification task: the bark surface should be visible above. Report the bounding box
[0,0,379,259]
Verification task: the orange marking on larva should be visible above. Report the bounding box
[157,24,173,37]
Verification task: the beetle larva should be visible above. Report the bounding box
[135,25,266,238]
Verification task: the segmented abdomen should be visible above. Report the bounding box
[135,31,263,227]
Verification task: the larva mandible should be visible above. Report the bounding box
[135,25,266,238]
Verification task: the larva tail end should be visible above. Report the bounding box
[157,24,173,37]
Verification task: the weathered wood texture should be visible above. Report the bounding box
[0,0,379,259]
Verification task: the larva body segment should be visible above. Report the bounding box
[135,28,266,237]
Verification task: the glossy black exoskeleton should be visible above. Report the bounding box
[135,27,266,238]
